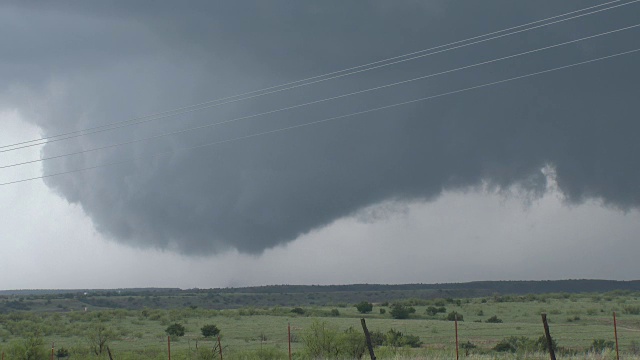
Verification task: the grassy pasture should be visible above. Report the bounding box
[0,291,639,359]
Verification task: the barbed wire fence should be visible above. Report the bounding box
[2,312,637,359]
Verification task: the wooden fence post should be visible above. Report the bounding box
[360,318,376,360]
[541,313,556,360]
[218,335,223,360]
[455,315,459,360]
[613,312,620,360]
[288,323,292,360]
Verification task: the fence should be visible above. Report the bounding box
[1,313,638,359]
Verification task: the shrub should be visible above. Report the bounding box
[355,301,373,314]
[624,306,640,315]
[461,341,477,350]
[591,339,615,352]
[201,324,220,338]
[301,321,365,359]
[447,311,463,321]
[56,347,70,358]
[385,329,422,348]
[426,306,447,316]
[485,315,503,323]
[330,309,340,317]
[461,341,477,355]
[165,323,185,337]
[379,308,386,315]
[390,304,415,319]
[493,336,555,353]
[369,331,385,347]
[290,307,305,315]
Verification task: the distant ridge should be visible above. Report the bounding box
[0,288,179,296]
[2,280,639,296]
[209,279,640,294]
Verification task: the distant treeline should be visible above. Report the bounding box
[204,280,640,295]
[2,279,640,297]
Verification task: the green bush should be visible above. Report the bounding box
[426,306,447,316]
[165,323,185,337]
[301,321,365,359]
[485,315,503,323]
[201,324,220,338]
[461,341,477,350]
[390,304,415,319]
[355,301,373,314]
[493,335,556,353]
[55,347,70,359]
[624,306,640,315]
[446,311,463,321]
[384,329,422,348]
[290,307,305,315]
[591,339,615,352]
[369,331,385,347]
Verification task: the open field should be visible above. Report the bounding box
[1,286,640,359]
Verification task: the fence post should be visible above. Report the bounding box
[613,312,620,360]
[360,318,377,360]
[541,313,556,360]
[288,323,292,360]
[218,335,223,360]
[51,342,54,360]
[455,315,459,360]
[168,336,171,360]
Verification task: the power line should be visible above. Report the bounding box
[2,46,638,187]
[1,0,637,153]
[2,22,638,170]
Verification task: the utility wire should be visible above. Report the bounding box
[1,46,638,187]
[2,22,638,170]
[1,0,637,152]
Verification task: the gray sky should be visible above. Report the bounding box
[1,1,639,289]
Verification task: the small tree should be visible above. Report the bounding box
[87,323,116,356]
[390,304,415,319]
[355,301,373,314]
[201,324,220,338]
[447,311,463,321]
[485,315,503,323]
[166,323,186,337]
[21,330,48,360]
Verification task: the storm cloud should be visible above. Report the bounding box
[1,1,639,255]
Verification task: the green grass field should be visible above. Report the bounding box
[1,291,639,359]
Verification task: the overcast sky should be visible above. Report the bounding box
[1,1,639,290]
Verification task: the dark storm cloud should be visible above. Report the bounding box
[1,1,639,254]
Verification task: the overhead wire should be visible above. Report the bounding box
[0,0,638,152]
[1,22,639,169]
[1,46,638,186]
